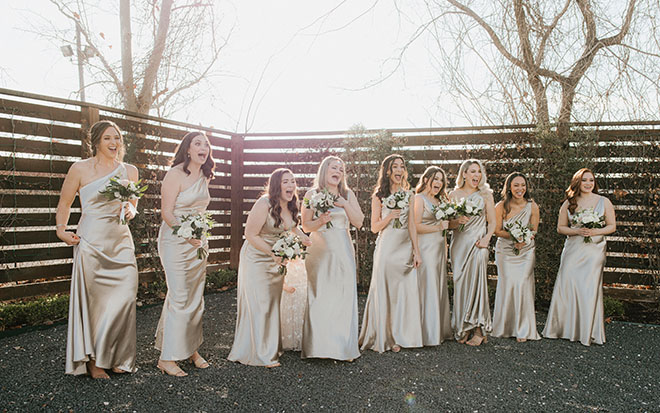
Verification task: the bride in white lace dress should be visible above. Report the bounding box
[280,258,308,351]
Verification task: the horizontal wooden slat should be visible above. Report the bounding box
[0,279,71,301]
[0,194,79,208]
[0,136,81,157]
[0,97,82,124]
[0,118,82,141]
[0,157,74,174]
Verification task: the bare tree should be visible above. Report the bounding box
[40,0,231,116]
[384,0,660,133]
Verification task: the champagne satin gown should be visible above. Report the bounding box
[66,164,138,375]
[492,202,540,340]
[543,196,607,346]
[155,175,210,361]
[450,191,492,341]
[417,195,453,345]
[359,192,423,352]
[228,197,289,365]
[302,193,360,360]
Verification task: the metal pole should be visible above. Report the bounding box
[76,21,86,102]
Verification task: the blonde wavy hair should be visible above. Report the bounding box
[454,159,492,195]
[313,156,349,198]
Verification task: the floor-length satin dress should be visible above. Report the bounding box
[543,196,608,346]
[417,195,453,345]
[492,202,540,340]
[228,197,289,365]
[155,175,210,360]
[66,164,138,375]
[450,191,492,340]
[359,192,423,352]
[280,259,307,351]
[302,191,360,360]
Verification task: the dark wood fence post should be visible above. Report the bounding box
[229,133,245,270]
[80,105,99,158]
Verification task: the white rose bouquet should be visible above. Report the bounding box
[455,197,483,232]
[271,231,308,275]
[98,176,148,224]
[571,208,605,243]
[304,188,338,229]
[382,190,411,229]
[172,212,216,259]
[431,200,458,236]
[503,220,534,255]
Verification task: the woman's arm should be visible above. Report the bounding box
[160,170,181,229]
[493,201,509,239]
[244,197,277,257]
[338,189,364,228]
[557,200,581,236]
[370,195,398,234]
[530,201,540,232]
[55,163,83,245]
[407,194,422,267]
[414,194,442,234]
[476,192,496,248]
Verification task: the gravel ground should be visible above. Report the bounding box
[1,290,659,412]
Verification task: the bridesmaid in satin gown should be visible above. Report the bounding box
[543,168,616,346]
[412,166,453,346]
[301,156,364,361]
[57,120,139,378]
[228,168,311,367]
[359,154,423,353]
[492,172,541,342]
[448,159,496,346]
[155,131,214,377]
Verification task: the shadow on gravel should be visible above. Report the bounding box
[1,291,659,412]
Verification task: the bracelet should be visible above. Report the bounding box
[56,224,66,228]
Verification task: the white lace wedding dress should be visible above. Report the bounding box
[280,258,308,351]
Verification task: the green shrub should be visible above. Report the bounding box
[206,268,237,291]
[0,295,69,330]
[603,296,625,318]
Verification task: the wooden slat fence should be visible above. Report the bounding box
[1,87,658,303]
[0,88,235,300]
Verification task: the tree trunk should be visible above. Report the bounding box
[119,0,137,112]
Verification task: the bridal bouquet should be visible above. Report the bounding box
[272,231,308,275]
[99,176,148,224]
[504,221,534,255]
[304,188,338,229]
[455,197,483,232]
[431,201,458,236]
[172,212,216,259]
[571,208,605,243]
[383,190,411,229]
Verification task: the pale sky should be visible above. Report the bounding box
[1,1,458,133]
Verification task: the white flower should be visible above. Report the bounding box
[396,200,406,209]
[284,247,294,257]
[113,191,121,198]
[385,197,397,209]
[180,227,193,239]
[117,179,130,187]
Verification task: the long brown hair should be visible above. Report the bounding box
[265,168,300,228]
[415,166,448,201]
[171,131,215,179]
[501,171,532,215]
[564,168,599,214]
[89,120,124,161]
[373,154,409,200]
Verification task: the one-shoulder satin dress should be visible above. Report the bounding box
[492,202,540,340]
[228,197,290,365]
[450,191,492,340]
[66,164,138,375]
[359,192,423,352]
[155,175,210,360]
[543,196,608,346]
[302,190,360,360]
